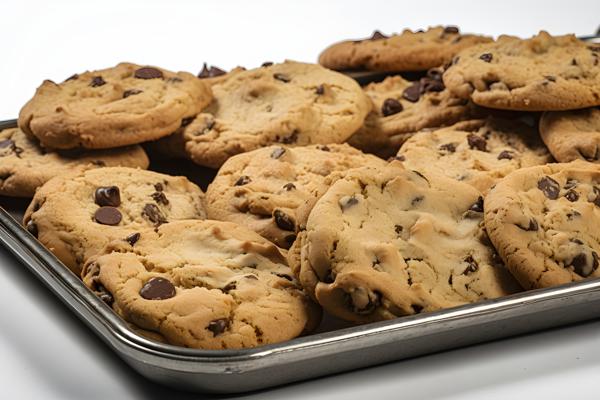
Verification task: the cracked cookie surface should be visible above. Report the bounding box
[348,70,474,157]
[443,31,600,111]
[23,167,206,275]
[319,26,492,72]
[205,144,385,248]
[291,162,521,323]
[177,61,371,168]
[0,127,149,197]
[397,117,552,193]
[18,62,212,149]
[484,161,600,289]
[540,107,600,163]
[81,220,321,349]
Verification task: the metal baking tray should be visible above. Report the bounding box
[2,58,600,393]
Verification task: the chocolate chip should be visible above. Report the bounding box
[517,218,538,231]
[140,277,176,300]
[280,131,298,144]
[479,53,493,62]
[273,210,295,231]
[394,224,403,234]
[318,145,330,151]
[90,76,106,87]
[497,150,513,160]
[271,147,286,159]
[222,282,237,293]
[439,143,456,153]
[419,77,445,93]
[463,256,479,274]
[570,251,598,277]
[125,232,140,246]
[316,84,325,95]
[142,203,167,225]
[565,189,579,202]
[388,155,405,162]
[261,61,274,67]
[340,195,359,211]
[537,176,560,200]
[273,73,291,83]
[467,134,487,151]
[94,206,122,226]
[370,30,388,40]
[381,98,403,116]
[151,191,169,205]
[572,58,578,66]
[154,183,164,192]
[94,186,121,207]
[443,26,460,34]
[402,82,421,102]
[469,196,484,213]
[234,175,251,186]
[26,221,38,238]
[134,67,163,79]
[0,139,14,149]
[283,183,296,191]
[65,74,79,81]
[123,89,142,98]
[207,318,229,336]
[197,63,226,78]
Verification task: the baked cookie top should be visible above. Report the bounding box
[23,167,206,275]
[540,107,600,163]
[397,117,552,193]
[178,61,371,168]
[0,127,149,197]
[443,31,600,111]
[318,26,492,72]
[81,219,320,349]
[484,161,600,289]
[291,162,521,323]
[348,69,473,157]
[205,144,385,248]
[18,62,212,149]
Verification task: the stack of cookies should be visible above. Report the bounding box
[3,26,600,350]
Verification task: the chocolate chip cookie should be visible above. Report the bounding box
[348,69,473,157]
[176,61,371,168]
[205,144,385,248]
[291,162,521,323]
[485,161,600,289]
[540,107,600,163]
[81,219,321,349]
[397,117,552,193]
[19,63,212,149]
[0,127,149,197]
[23,167,206,275]
[319,26,492,72]
[443,31,600,111]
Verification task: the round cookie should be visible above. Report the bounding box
[397,117,552,193]
[81,220,320,350]
[484,161,600,289]
[23,167,206,275]
[540,107,600,163]
[318,26,492,72]
[0,127,149,197]
[348,69,473,157]
[18,62,212,149]
[177,61,371,168]
[291,162,521,323]
[205,144,385,248]
[443,31,600,111]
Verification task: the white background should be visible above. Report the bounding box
[1,0,600,398]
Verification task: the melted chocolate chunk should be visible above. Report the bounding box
[315,84,325,95]
[381,98,403,116]
[497,150,513,160]
[154,182,164,192]
[283,182,296,191]
[273,73,291,83]
[479,53,493,62]
[151,191,169,205]
[94,186,121,207]
[565,189,579,202]
[443,26,460,34]
[463,256,479,274]
[537,176,560,200]
[140,277,176,300]
[123,89,142,98]
[402,82,421,102]
[234,175,251,186]
[394,224,403,234]
[271,147,286,159]
[570,251,599,277]
[134,67,163,79]
[467,134,487,151]
[469,196,484,213]
[207,318,229,336]
[125,232,140,246]
[419,76,445,93]
[94,207,122,226]
[142,204,167,225]
[90,76,106,87]
[261,61,274,67]
[273,210,295,231]
[197,63,226,78]
[439,143,456,153]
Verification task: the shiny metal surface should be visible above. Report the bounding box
[2,111,600,393]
